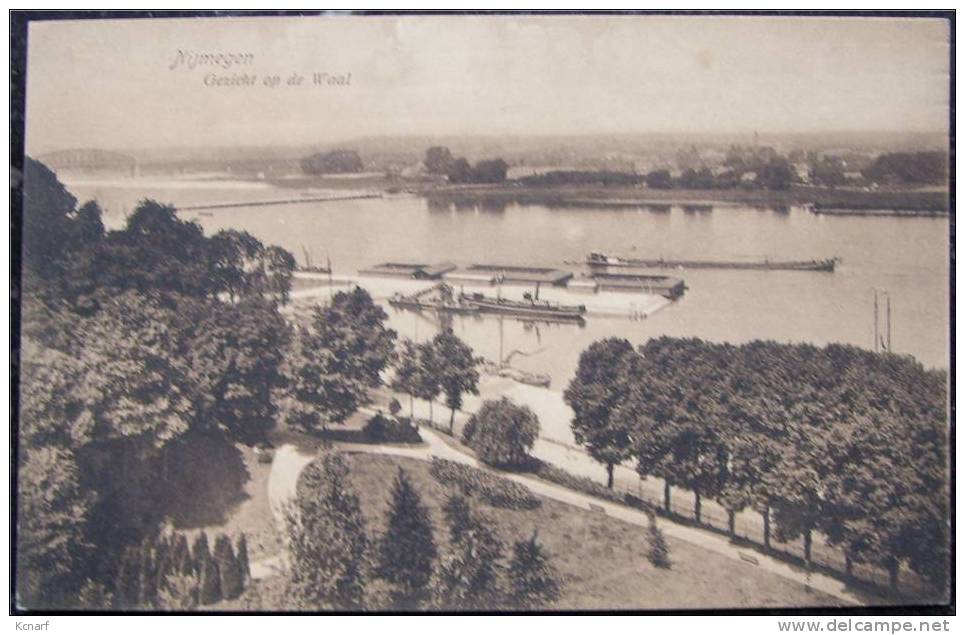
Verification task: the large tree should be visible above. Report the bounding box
[375,468,438,608]
[286,288,396,432]
[564,337,638,488]
[430,330,479,434]
[186,297,291,444]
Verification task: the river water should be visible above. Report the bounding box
[66,178,950,393]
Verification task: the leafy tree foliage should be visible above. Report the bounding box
[507,531,562,608]
[863,152,947,186]
[604,335,948,592]
[287,453,369,610]
[463,397,539,468]
[375,468,438,608]
[16,160,295,609]
[424,146,454,174]
[186,297,290,444]
[16,445,91,608]
[429,330,479,433]
[208,229,295,303]
[286,288,396,432]
[301,149,364,174]
[564,338,638,488]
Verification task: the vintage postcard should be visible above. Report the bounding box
[11,12,953,614]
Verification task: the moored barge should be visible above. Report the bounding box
[587,252,837,273]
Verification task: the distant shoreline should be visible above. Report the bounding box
[420,184,949,215]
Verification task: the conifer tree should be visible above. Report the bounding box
[138,539,159,608]
[235,533,250,584]
[433,494,504,610]
[113,547,142,609]
[507,530,562,608]
[172,533,193,577]
[287,453,370,610]
[375,468,438,608]
[199,555,222,605]
[647,516,672,569]
[153,534,172,592]
[214,534,243,600]
[192,531,211,576]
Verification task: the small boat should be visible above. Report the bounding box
[459,292,586,323]
[479,360,551,388]
[587,252,837,273]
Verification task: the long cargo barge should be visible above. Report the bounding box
[587,252,837,273]
[459,292,586,323]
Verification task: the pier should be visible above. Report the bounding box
[179,192,382,211]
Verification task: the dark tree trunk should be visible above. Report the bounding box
[803,529,813,569]
[449,407,456,435]
[606,463,615,489]
[409,394,414,420]
[763,506,771,549]
[664,482,671,513]
[845,554,853,578]
[694,492,702,524]
[728,510,736,537]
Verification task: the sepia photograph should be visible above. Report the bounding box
[9,11,953,615]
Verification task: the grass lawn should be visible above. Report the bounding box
[166,435,281,562]
[340,453,842,610]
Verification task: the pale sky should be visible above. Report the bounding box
[25,15,950,154]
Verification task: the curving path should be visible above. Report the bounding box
[250,419,877,606]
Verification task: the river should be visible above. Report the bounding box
[65,177,950,390]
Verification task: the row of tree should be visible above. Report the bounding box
[287,453,562,610]
[113,531,250,609]
[424,146,509,184]
[389,332,480,433]
[564,337,949,593]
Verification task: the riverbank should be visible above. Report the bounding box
[422,184,949,214]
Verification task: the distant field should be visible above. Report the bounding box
[338,453,842,610]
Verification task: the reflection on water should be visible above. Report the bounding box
[67,180,951,386]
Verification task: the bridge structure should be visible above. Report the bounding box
[36,148,139,174]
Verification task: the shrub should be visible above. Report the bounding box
[429,458,540,510]
[531,461,654,514]
[388,398,402,417]
[363,413,422,444]
[462,397,539,469]
[647,516,672,569]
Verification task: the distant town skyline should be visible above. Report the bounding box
[25,15,950,155]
